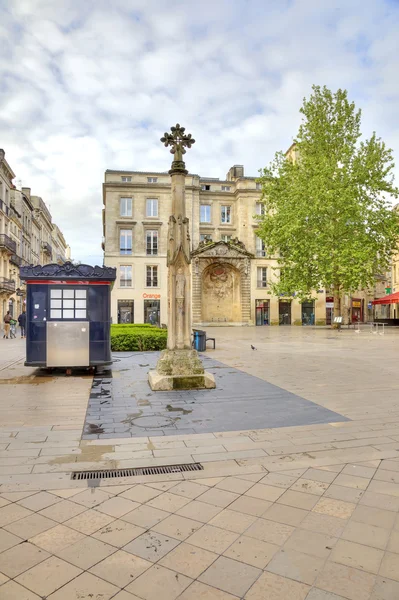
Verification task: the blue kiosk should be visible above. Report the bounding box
[20,262,116,370]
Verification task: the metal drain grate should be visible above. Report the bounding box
[71,462,204,480]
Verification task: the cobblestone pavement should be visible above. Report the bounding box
[82,354,347,439]
[0,328,399,599]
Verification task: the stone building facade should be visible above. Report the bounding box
[0,149,70,327]
[103,164,355,327]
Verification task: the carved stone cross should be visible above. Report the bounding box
[161,124,195,164]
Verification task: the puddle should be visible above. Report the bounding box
[0,375,55,385]
[166,404,192,416]
[122,410,144,425]
[138,399,151,406]
[49,441,114,465]
[86,423,105,434]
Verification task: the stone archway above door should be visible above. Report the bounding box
[191,240,254,326]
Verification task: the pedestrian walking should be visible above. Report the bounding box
[10,318,17,339]
[18,309,27,338]
[3,311,11,339]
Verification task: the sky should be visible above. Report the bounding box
[1,0,398,266]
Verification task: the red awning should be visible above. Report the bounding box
[372,291,399,305]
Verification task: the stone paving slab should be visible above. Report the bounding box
[82,353,348,439]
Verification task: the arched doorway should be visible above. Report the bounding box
[201,263,241,323]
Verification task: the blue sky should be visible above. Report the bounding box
[1,0,398,265]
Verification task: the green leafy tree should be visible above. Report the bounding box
[257,85,399,322]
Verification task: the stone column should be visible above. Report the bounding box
[148,124,215,391]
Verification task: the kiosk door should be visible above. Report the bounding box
[47,322,89,367]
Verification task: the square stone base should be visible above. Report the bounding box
[148,369,216,390]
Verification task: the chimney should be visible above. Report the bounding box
[22,187,31,199]
[226,165,244,181]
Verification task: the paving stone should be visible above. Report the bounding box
[92,519,145,547]
[55,535,116,569]
[0,503,33,527]
[290,478,330,496]
[0,580,42,599]
[178,580,239,599]
[313,498,356,519]
[0,528,23,553]
[69,488,113,508]
[95,496,140,518]
[121,504,170,528]
[151,514,203,540]
[64,508,115,535]
[342,520,390,550]
[147,492,191,512]
[44,571,119,599]
[330,538,384,573]
[266,547,324,584]
[379,552,399,582]
[185,524,239,553]
[15,555,82,597]
[120,484,162,503]
[159,542,219,578]
[371,576,399,600]
[30,524,85,553]
[0,541,50,577]
[224,534,279,568]
[315,561,376,600]
[245,517,294,545]
[197,488,240,507]
[277,489,319,510]
[284,528,337,558]
[17,491,62,511]
[90,549,151,586]
[126,564,192,600]
[199,555,261,597]
[262,503,308,527]
[228,495,272,516]
[38,499,87,523]
[323,484,364,503]
[245,570,310,600]
[123,530,179,561]
[351,504,397,529]
[4,512,57,539]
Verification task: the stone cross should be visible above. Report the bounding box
[161,124,195,165]
[148,124,215,389]
[160,124,195,350]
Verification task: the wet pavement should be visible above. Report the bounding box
[82,353,348,439]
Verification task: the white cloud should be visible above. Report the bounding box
[0,0,398,264]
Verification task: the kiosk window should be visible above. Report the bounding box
[50,289,87,319]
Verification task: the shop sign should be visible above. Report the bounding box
[326,302,334,308]
[352,301,361,308]
[143,293,161,299]
[368,302,372,309]
[385,287,391,294]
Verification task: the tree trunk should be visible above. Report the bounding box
[332,289,341,328]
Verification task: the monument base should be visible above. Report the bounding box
[148,348,216,391]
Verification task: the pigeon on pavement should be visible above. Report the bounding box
[251,345,257,350]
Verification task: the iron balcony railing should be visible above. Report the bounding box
[0,234,17,254]
[0,277,16,293]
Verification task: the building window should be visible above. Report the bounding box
[118,300,134,323]
[256,236,266,257]
[256,182,262,190]
[120,265,132,287]
[257,267,267,288]
[221,234,231,242]
[144,299,160,326]
[221,186,231,192]
[121,176,132,182]
[147,177,158,183]
[201,184,210,191]
[120,197,132,217]
[255,202,265,216]
[146,198,158,217]
[146,265,158,287]
[200,205,211,223]
[50,288,87,319]
[146,230,158,255]
[221,205,231,224]
[200,234,212,242]
[120,229,132,255]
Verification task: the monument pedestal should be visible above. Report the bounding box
[148,349,215,390]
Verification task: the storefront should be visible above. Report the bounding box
[117,300,134,324]
[301,300,315,325]
[143,293,160,326]
[255,299,269,326]
[351,299,362,323]
[279,300,291,325]
[326,296,334,325]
